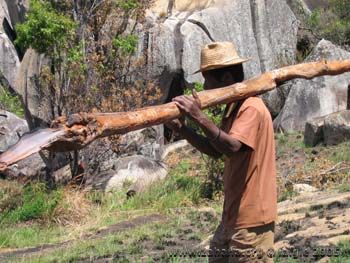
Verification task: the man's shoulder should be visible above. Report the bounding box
[241,97,268,113]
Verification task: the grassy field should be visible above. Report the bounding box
[0,133,350,262]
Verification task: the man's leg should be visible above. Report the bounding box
[209,223,231,263]
[228,222,275,263]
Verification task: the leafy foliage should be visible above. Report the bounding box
[15,0,76,55]
[115,0,139,11]
[112,35,138,55]
[14,0,155,120]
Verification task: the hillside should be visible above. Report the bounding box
[0,0,349,262]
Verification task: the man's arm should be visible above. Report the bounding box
[194,114,243,157]
[166,120,222,158]
[172,92,244,158]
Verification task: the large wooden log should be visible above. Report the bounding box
[0,60,350,170]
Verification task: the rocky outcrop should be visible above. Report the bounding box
[142,0,298,106]
[118,125,164,160]
[274,40,350,131]
[79,125,164,176]
[0,0,22,88]
[0,0,299,124]
[86,155,168,195]
[304,115,325,146]
[304,111,350,147]
[0,33,19,88]
[275,191,350,252]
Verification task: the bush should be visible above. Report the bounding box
[112,35,138,55]
[115,0,139,11]
[15,0,76,55]
[183,83,225,199]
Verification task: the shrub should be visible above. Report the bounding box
[15,0,76,55]
[183,83,225,199]
[112,35,138,55]
[115,0,139,11]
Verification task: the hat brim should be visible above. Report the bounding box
[192,57,250,75]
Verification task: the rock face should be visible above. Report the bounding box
[304,115,326,146]
[3,0,28,27]
[143,0,298,106]
[305,110,350,146]
[15,48,52,128]
[0,33,20,88]
[0,110,28,153]
[0,0,299,124]
[275,191,350,251]
[0,0,22,88]
[118,125,164,160]
[323,110,350,146]
[274,40,350,131]
[80,125,164,176]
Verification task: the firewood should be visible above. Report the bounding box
[0,60,349,170]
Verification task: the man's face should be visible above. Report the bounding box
[202,70,227,90]
[202,65,243,90]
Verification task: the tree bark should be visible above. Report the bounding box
[0,60,350,170]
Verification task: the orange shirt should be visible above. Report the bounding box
[220,97,277,229]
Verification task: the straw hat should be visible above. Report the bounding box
[194,42,250,73]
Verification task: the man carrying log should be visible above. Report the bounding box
[166,42,277,263]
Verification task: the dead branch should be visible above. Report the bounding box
[0,60,350,170]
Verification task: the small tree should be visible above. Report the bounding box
[15,0,76,56]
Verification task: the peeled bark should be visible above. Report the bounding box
[0,60,350,170]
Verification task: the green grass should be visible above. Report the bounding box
[331,240,350,262]
[86,160,206,213]
[0,182,62,224]
[0,86,24,118]
[7,209,217,263]
[274,256,299,263]
[329,141,350,164]
[0,159,211,251]
[278,188,299,202]
[0,224,65,249]
[275,132,305,157]
[336,173,350,193]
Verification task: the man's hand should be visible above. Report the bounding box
[172,89,203,121]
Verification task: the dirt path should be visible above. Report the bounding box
[274,191,350,261]
[0,214,167,261]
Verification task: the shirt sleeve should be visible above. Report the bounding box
[228,106,261,150]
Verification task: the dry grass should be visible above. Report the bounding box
[51,187,93,227]
[0,180,23,214]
